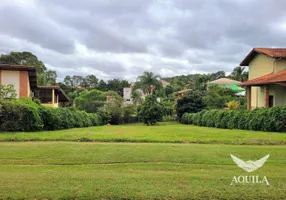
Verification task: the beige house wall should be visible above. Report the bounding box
[268,85,286,106]
[41,93,59,107]
[0,70,20,98]
[249,54,274,109]
[274,58,286,73]
[248,54,286,108]
[42,102,59,108]
[250,86,264,108]
[248,54,274,79]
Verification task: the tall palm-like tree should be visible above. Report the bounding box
[230,66,248,82]
[134,72,162,95]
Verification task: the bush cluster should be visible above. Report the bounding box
[139,95,163,125]
[181,107,286,132]
[0,98,102,132]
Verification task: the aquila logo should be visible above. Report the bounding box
[230,154,269,172]
[230,154,270,185]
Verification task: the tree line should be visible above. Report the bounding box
[0,51,248,125]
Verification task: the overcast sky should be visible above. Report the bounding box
[1,0,286,81]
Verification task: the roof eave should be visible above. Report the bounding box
[240,48,257,66]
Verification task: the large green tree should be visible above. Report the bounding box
[133,72,162,95]
[97,80,108,91]
[74,89,106,113]
[85,75,98,89]
[0,52,46,72]
[107,79,129,96]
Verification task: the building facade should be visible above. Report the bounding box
[0,64,69,107]
[240,48,286,109]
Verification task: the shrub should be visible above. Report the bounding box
[181,113,189,124]
[0,100,43,131]
[203,85,236,109]
[176,90,205,121]
[0,84,17,100]
[139,95,163,125]
[0,98,103,132]
[123,105,136,123]
[75,89,106,113]
[227,100,240,110]
[181,107,286,132]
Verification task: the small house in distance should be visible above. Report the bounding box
[207,78,245,96]
[176,89,192,98]
[0,64,69,107]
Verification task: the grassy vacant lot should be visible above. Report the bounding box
[1,142,286,199]
[1,122,286,145]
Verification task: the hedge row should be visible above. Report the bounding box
[181,107,286,132]
[0,98,103,132]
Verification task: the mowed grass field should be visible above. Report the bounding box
[1,122,286,145]
[1,122,286,199]
[0,142,286,199]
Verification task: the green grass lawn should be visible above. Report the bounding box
[1,122,286,145]
[1,142,286,199]
[1,123,286,199]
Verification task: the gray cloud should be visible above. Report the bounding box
[0,3,75,54]
[0,0,286,81]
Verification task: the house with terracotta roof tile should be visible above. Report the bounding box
[240,48,286,109]
[0,64,69,107]
[207,78,245,95]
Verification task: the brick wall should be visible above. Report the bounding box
[19,71,28,98]
[247,87,251,110]
[264,85,269,108]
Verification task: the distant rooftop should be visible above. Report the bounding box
[207,78,241,85]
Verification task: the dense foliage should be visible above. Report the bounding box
[63,76,129,97]
[104,91,124,125]
[0,98,102,132]
[139,95,163,125]
[0,84,17,100]
[176,90,205,120]
[75,89,106,113]
[203,85,237,109]
[74,90,135,125]
[181,107,286,132]
[163,67,248,92]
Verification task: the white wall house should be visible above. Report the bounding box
[123,87,133,105]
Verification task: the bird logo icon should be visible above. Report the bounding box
[230,154,270,172]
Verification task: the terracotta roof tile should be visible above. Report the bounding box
[240,69,286,86]
[255,48,286,57]
[240,48,286,66]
